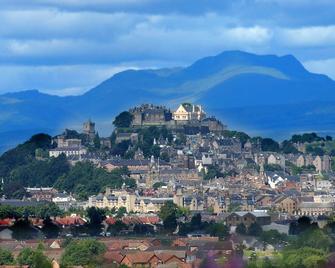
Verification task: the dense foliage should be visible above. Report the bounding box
[0,133,135,199]
[0,203,62,219]
[54,162,134,200]
[0,248,15,265]
[60,239,106,267]
[113,111,134,128]
[17,247,52,268]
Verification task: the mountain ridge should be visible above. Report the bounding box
[1,50,335,152]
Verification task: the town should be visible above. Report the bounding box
[1,103,335,267]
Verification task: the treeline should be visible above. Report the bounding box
[0,134,135,199]
[0,203,62,219]
[224,129,335,155]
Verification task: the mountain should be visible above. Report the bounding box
[1,50,335,152]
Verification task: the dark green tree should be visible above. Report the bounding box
[17,247,52,268]
[191,213,202,230]
[207,223,229,240]
[61,239,106,267]
[261,138,280,152]
[236,223,247,235]
[113,111,134,128]
[247,222,262,236]
[159,201,179,232]
[0,248,14,265]
[93,132,101,149]
[86,207,106,225]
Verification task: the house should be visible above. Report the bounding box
[52,193,77,211]
[25,187,57,202]
[54,215,86,227]
[173,103,205,121]
[255,195,273,208]
[121,252,161,267]
[273,196,298,214]
[297,202,334,216]
[226,211,271,227]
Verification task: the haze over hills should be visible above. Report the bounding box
[1,50,335,152]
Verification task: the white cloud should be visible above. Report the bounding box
[0,1,334,95]
[278,26,335,47]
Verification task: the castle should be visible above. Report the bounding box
[129,103,226,133]
[129,104,172,126]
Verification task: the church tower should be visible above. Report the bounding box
[146,155,158,188]
[83,120,95,139]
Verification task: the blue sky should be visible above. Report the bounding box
[1,0,335,95]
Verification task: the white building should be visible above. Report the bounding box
[52,193,77,211]
[173,103,206,121]
[49,146,87,158]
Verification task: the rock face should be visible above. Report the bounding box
[1,50,335,151]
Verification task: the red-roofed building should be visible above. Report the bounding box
[54,216,85,227]
[0,218,14,227]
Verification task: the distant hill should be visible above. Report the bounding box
[1,50,335,152]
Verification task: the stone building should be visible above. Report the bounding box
[226,211,271,227]
[83,119,95,138]
[201,117,226,133]
[87,188,174,213]
[273,196,297,215]
[129,104,172,126]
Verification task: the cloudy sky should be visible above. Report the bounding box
[1,0,335,95]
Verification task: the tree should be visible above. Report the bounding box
[281,140,298,154]
[160,151,170,162]
[247,222,262,236]
[236,223,247,235]
[54,162,129,200]
[289,216,318,235]
[61,239,106,267]
[93,132,101,149]
[190,213,202,230]
[260,229,288,245]
[108,220,127,235]
[111,140,131,157]
[86,207,106,225]
[290,133,323,143]
[277,247,327,268]
[203,165,223,180]
[292,229,332,251]
[207,223,229,240]
[0,248,14,265]
[159,201,179,231]
[116,207,127,219]
[113,111,134,128]
[42,216,60,238]
[264,163,282,172]
[17,248,52,268]
[153,182,166,190]
[261,138,280,152]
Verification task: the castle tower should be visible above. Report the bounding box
[83,120,95,139]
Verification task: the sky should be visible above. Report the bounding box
[0,0,335,96]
